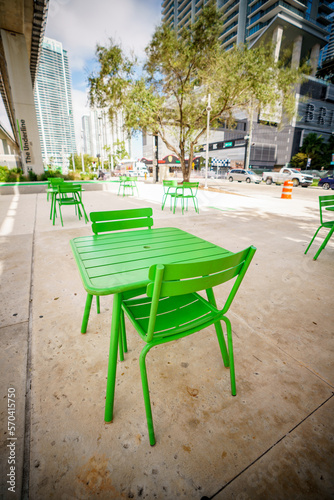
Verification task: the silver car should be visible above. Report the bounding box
[228,169,262,184]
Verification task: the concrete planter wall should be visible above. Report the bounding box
[0,180,119,196]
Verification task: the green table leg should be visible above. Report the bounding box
[105,293,122,422]
[313,226,334,260]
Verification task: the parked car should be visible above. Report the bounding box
[228,169,262,184]
[318,175,334,190]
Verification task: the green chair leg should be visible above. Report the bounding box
[120,309,127,353]
[304,227,321,255]
[222,316,236,396]
[313,226,334,260]
[96,296,100,314]
[105,293,122,422]
[81,293,93,333]
[139,344,156,446]
[206,288,229,367]
[118,321,124,362]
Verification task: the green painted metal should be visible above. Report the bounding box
[173,182,199,214]
[304,195,334,260]
[90,208,153,234]
[70,227,243,439]
[80,208,154,334]
[119,245,256,445]
[53,183,88,226]
[161,180,178,210]
[117,175,138,197]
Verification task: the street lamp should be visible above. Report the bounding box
[154,133,159,183]
[244,135,250,170]
[204,94,211,189]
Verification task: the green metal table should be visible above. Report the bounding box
[70,227,232,422]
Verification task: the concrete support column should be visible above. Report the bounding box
[272,25,283,62]
[310,43,320,76]
[291,35,303,70]
[1,30,43,175]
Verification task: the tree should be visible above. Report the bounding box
[290,152,308,170]
[89,4,302,181]
[70,153,96,172]
[300,133,324,169]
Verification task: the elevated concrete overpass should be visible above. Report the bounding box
[0,0,49,174]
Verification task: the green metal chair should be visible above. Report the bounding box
[47,177,64,196]
[173,182,199,214]
[305,194,334,260]
[81,208,154,340]
[53,183,88,226]
[47,178,64,220]
[161,179,178,210]
[107,245,256,445]
[118,175,138,196]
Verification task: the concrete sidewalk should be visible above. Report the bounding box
[0,183,333,500]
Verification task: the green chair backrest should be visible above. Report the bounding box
[145,246,256,341]
[48,177,64,186]
[182,182,199,193]
[90,208,154,234]
[163,180,178,187]
[319,195,334,224]
[57,183,81,193]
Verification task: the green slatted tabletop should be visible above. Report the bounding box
[70,227,231,295]
[70,227,232,422]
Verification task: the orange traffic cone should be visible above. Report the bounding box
[281,180,293,199]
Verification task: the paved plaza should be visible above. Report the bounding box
[0,180,333,499]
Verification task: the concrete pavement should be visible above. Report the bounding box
[0,180,333,499]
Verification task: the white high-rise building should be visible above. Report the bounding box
[34,37,76,170]
[81,109,131,168]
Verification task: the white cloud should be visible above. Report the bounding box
[46,0,161,72]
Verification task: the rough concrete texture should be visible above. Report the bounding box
[0,180,333,500]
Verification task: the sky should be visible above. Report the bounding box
[0,0,162,159]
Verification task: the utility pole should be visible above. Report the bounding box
[204,94,211,189]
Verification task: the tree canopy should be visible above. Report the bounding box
[89,4,303,181]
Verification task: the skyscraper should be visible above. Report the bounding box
[81,108,131,167]
[34,37,76,170]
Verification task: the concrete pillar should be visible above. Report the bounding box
[310,43,320,76]
[237,0,247,45]
[1,30,43,175]
[291,35,303,70]
[272,25,283,62]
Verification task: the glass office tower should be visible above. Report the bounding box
[34,37,76,170]
[162,1,333,71]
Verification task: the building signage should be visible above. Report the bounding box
[17,119,33,164]
[298,98,334,129]
[199,138,246,152]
